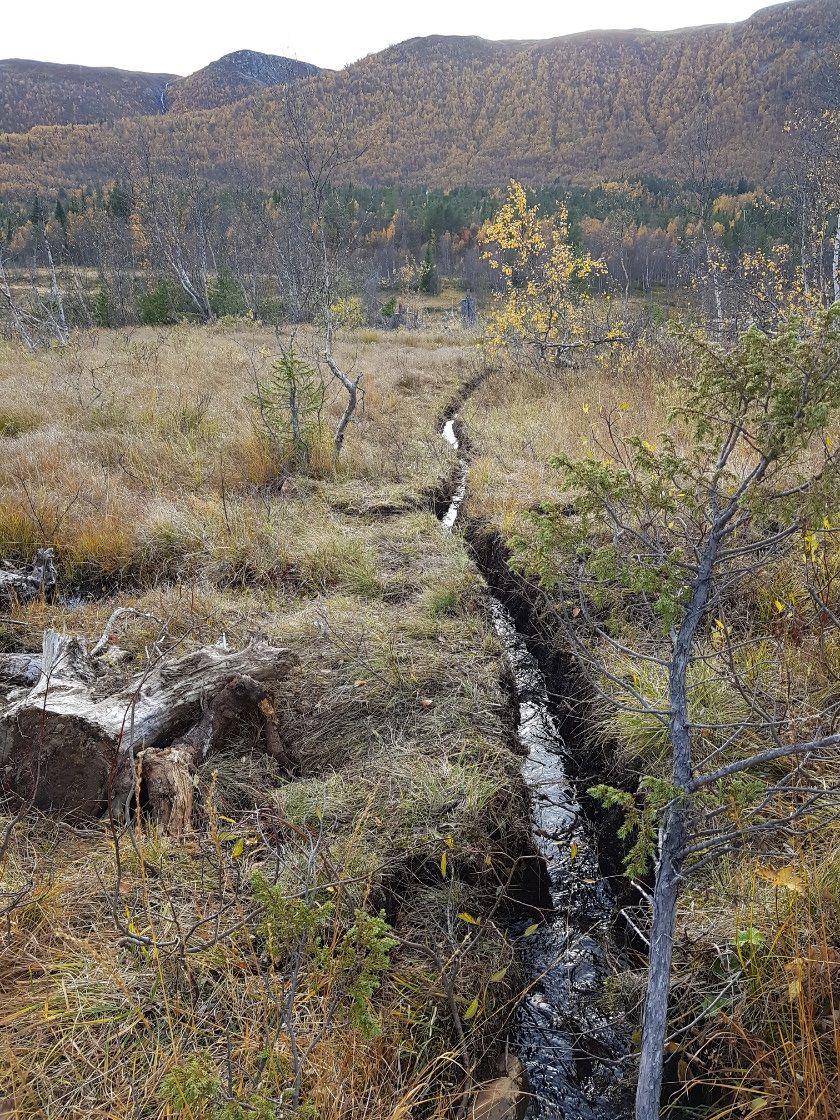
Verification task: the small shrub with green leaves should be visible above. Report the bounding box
[209,269,246,319]
[92,285,112,328]
[158,1055,219,1113]
[330,295,365,329]
[138,279,179,325]
[333,909,398,1038]
[158,1055,280,1119]
[251,872,397,1039]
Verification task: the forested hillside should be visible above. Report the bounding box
[0,59,174,133]
[0,0,836,194]
[0,51,319,134]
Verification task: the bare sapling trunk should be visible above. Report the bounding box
[703,229,724,339]
[0,248,36,350]
[277,87,364,462]
[323,311,362,459]
[39,220,70,344]
[635,536,717,1120]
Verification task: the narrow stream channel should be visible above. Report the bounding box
[440,416,630,1119]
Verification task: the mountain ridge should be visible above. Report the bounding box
[0,50,320,133]
[0,58,175,131]
[164,51,322,113]
[0,0,836,191]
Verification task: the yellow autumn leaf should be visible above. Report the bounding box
[773,599,785,614]
[788,978,802,1000]
[440,851,447,878]
[774,866,805,894]
[757,865,804,894]
[489,966,509,982]
[458,912,481,925]
[231,838,245,859]
[463,997,479,1021]
[569,841,578,861]
[522,922,540,938]
[803,531,819,561]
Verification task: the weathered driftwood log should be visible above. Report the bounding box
[0,608,151,689]
[0,629,298,828]
[139,673,298,833]
[0,549,57,606]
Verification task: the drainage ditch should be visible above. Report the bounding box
[438,409,632,1119]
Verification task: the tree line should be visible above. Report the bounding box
[0,163,835,338]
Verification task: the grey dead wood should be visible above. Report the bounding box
[0,629,298,831]
[0,549,57,607]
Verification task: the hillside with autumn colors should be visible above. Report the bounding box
[164,52,322,113]
[0,58,175,133]
[0,51,320,134]
[2,0,840,1117]
[0,0,836,194]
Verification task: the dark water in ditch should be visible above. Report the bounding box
[440,417,630,1119]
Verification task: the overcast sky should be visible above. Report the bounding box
[5,0,773,74]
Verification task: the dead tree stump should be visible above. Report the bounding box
[0,629,297,830]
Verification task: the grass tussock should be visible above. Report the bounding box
[462,343,670,529]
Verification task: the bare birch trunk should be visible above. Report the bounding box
[635,532,717,1119]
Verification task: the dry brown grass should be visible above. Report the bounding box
[0,325,475,591]
[668,853,840,1120]
[0,323,525,1119]
[462,342,672,530]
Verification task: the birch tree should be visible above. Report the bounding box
[129,143,219,323]
[478,180,627,371]
[782,56,840,308]
[673,95,729,337]
[278,88,364,461]
[0,203,69,348]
